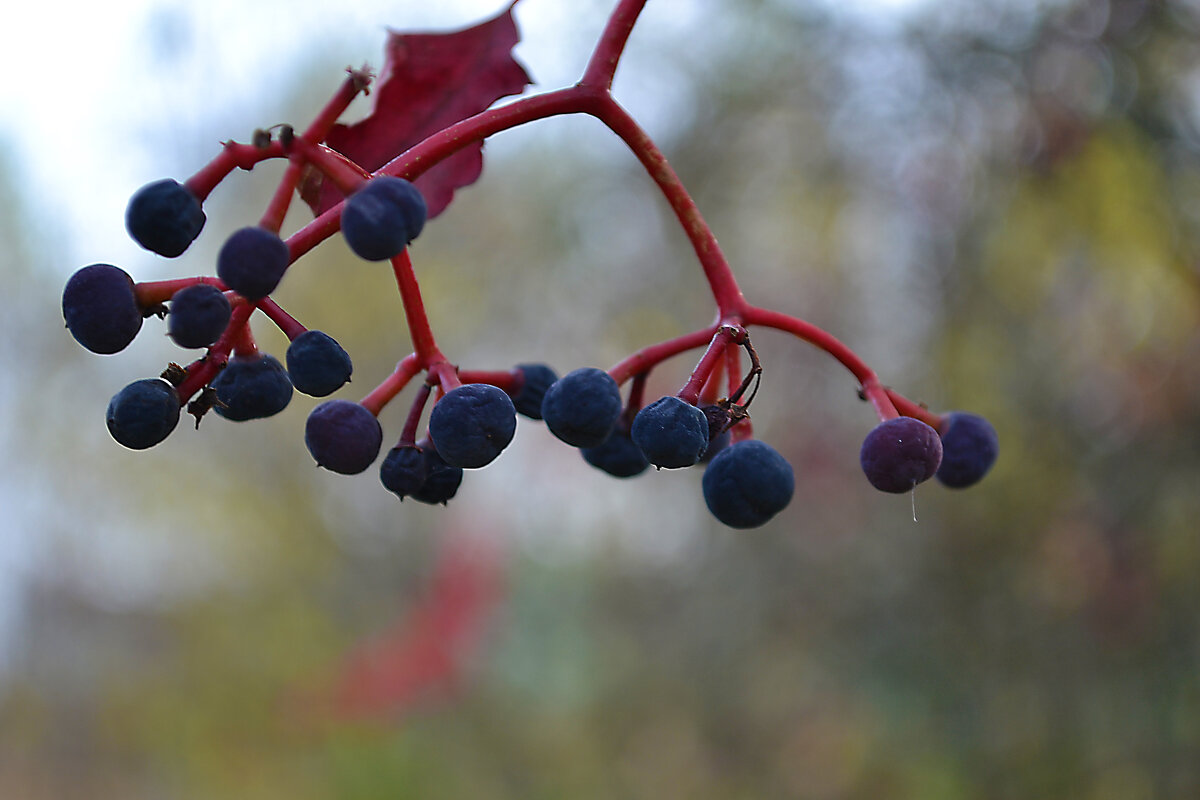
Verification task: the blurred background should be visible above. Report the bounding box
[3,0,1200,796]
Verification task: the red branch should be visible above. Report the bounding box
[580,0,649,89]
[185,141,284,201]
[257,297,307,341]
[167,0,932,436]
[609,325,720,385]
[260,160,304,234]
[742,305,898,421]
[459,369,521,393]
[174,302,256,404]
[390,250,446,370]
[677,326,745,405]
[590,95,747,317]
[399,382,433,446]
[135,276,226,307]
[303,68,374,142]
[360,354,422,417]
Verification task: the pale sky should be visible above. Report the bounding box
[1,0,932,273]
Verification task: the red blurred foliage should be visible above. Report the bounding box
[332,532,505,718]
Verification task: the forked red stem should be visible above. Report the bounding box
[183,0,928,430]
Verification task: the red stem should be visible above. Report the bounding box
[385,88,601,182]
[429,362,462,395]
[590,95,747,317]
[730,417,754,444]
[399,383,433,446]
[458,369,521,393]
[887,390,943,429]
[257,297,307,341]
[286,90,736,324]
[185,141,284,201]
[259,159,304,234]
[699,353,724,405]
[287,137,370,195]
[390,250,446,370]
[303,68,373,143]
[230,319,259,358]
[580,0,649,89]
[608,325,720,385]
[360,354,422,416]
[174,302,255,403]
[135,276,226,307]
[742,305,898,420]
[678,326,744,405]
[194,3,734,325]
[722,343,754,442]
[187,69,371,229]
[286,88,599,262]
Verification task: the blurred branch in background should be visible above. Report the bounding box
[325,530,504,720]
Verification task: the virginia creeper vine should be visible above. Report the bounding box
[64,0,1000,528]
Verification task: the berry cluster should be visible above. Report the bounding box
[61,1,999,529]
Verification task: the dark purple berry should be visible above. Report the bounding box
[305,400,383,474]
[216,226,290,300]
[409,442,463,505]
[428,383,517,469]
[859,417,943,493]
[125,178,206,258]
[167,284,231,348]
[62,264,144,354]
[341,176,428,261]
[286,330,353,397]
[936,412,998,488]
[541,367,623,449]
[702,440,794,528]
[582,426,649,478]
[631,396,709,469]
[511,363,558,420]
[380,445,429,499]
[106,378,181,450]
[210,353,293,421]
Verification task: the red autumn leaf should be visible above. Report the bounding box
[300,2,532,220]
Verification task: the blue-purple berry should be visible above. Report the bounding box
[410,442,463,505]
[702,440,795,528]
[511,363,558,420]
[305,400,383,475]
[341,176,428,261]
[216,226,290,300]
[210,354,293,421]
[380,445,429,499]
[125,178,206,258]
[286,330,353,397]
[428,383,518,469]
[541,367,623,449]
[167,284,231,349]
[106,378,181,450]
[935,412,998,488]
[582,426,650,478]
[62,264,144,355]
[631,396,710,469]
[859,417,943,493]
